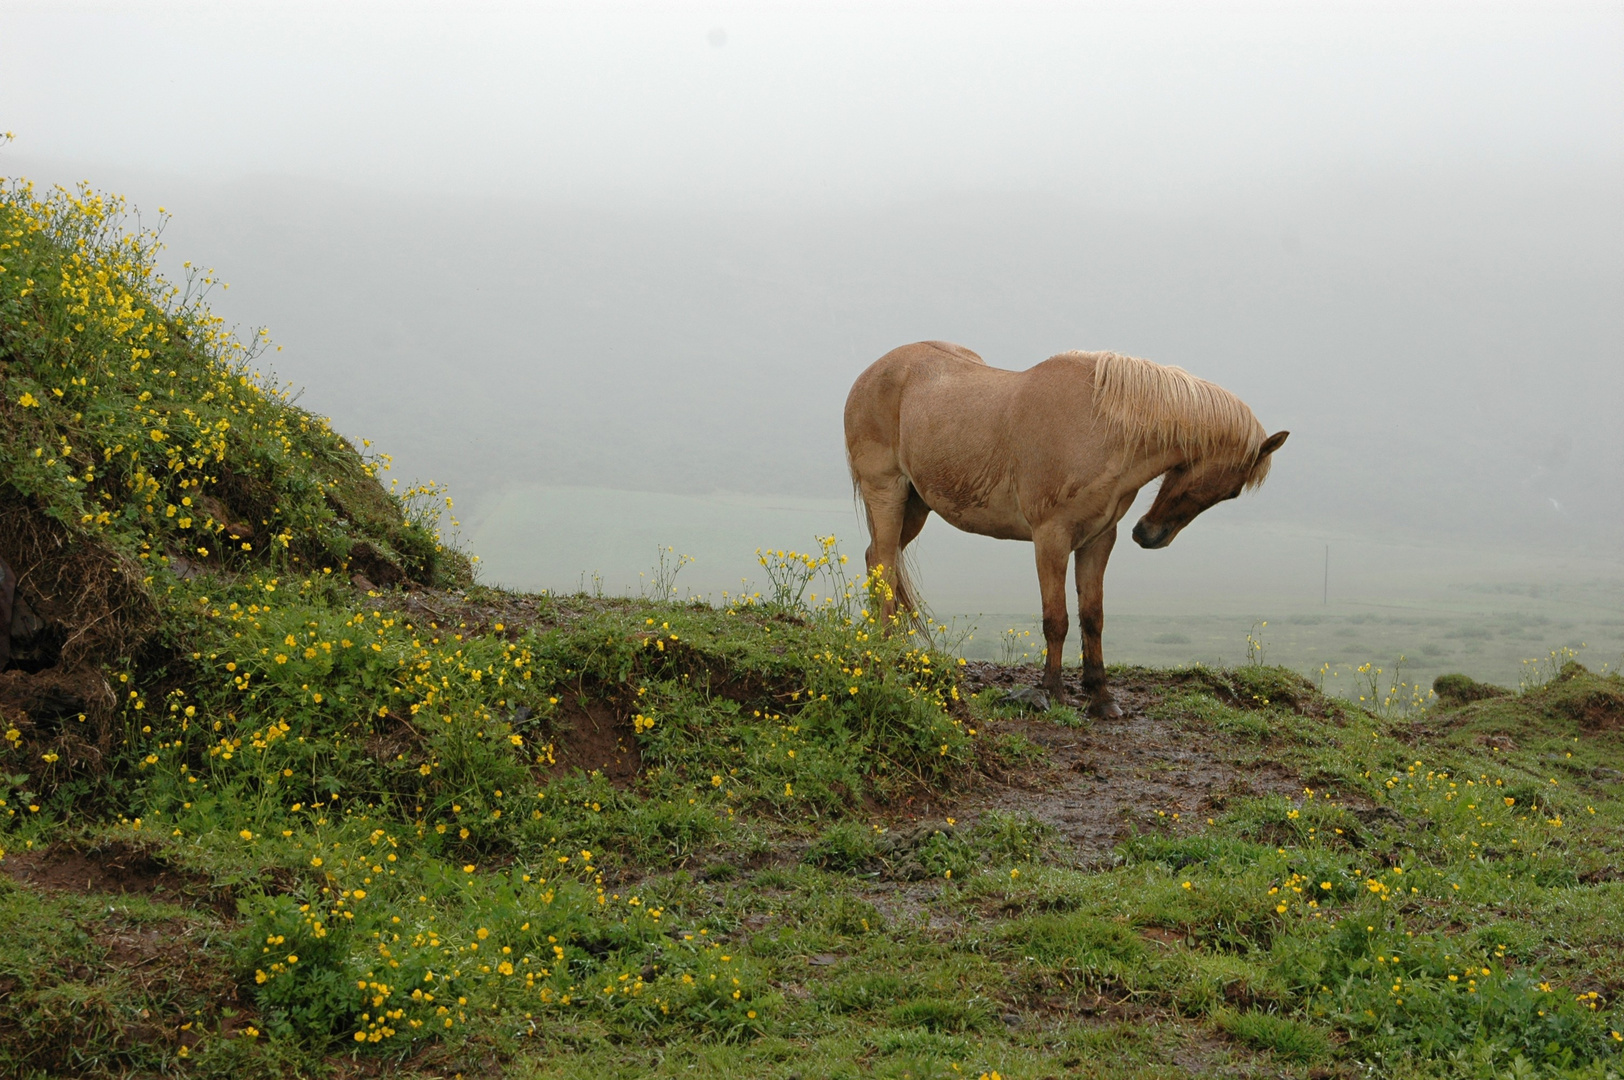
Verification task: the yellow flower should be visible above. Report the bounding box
[17,392,38,407]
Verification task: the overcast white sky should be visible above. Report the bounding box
[3,2,1622,606]
[6,2,1620,205]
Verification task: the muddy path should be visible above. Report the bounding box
[944,662,1307,858]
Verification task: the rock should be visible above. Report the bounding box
[1000,684,1050,711]
[167,553,204,580]
[0,555,13,670]
[348,539,404,586]
[196,495,254,541]
[1,558,47,673]
[1433,672,1510,706]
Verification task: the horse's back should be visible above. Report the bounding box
[845,342,988,448]
[848,341,986,398]
[918,340,986,366]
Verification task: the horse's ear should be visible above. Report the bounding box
[1258,430,1289,456]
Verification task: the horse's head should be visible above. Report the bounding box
[1131,430,1289,549]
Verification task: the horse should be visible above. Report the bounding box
[844,341,1287,717]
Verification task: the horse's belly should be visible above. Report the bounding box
[893,363,1031,539]
[917,484,1031,541]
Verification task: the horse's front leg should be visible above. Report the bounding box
[1075,526,1122,718]
[1033,532,1072,702]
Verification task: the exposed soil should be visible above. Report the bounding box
[1570,688,1624,732]
[949,663,1305,858]
[0,848,252,1072]
[96,915,255,1034]
[383,584,586,641]
[549,698,643,788]
[0,838,224,911]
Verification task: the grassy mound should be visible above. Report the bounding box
[3,178,1623,1080]
[1,178,469,777]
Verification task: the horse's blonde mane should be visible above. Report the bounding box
[1083,351,1272,488]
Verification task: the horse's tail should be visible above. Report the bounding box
[890,551,926,627]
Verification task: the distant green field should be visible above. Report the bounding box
[467,485,1624,693]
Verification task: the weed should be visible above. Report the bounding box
[887,998,990,1033]
[818,972,913,1014]
[1521,645,1586,692]
[1245,620,1268,667]
[804,821,878,872]
[998,627,1037,666]
[1043,704,1085,728]
[639,546,695,601]
[1213,1008,1331,1063]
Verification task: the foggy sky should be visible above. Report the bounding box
[4,2,1621,568]
[8,3,1620,205]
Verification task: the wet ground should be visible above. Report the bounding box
[950,662,1305,857]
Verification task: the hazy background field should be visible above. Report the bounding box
[5,1,1620,694]
[460,484,1624,694]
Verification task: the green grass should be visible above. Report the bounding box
[10,596,1610,1077]
[4,175,1624,1079]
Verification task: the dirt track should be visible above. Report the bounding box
[949,662,1306,857]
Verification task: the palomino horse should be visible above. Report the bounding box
[844,341,1287,717]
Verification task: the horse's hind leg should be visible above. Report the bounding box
[890,486,931,614]
[1075,527,1122,718]
[857,475,910,623]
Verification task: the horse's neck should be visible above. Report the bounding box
[1114,438,1187,491]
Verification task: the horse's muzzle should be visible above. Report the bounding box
[1132,518,1174,549]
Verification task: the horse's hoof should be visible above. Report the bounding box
[1087,695,1122,720]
